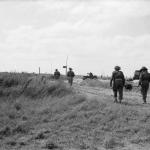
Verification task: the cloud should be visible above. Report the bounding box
[0,0,150,75]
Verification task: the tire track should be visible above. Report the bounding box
[73,83,113,97]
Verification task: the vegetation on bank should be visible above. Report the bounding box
[0,72,72,98]
[0,73,150,150]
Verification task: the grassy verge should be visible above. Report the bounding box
[0,73,150,149]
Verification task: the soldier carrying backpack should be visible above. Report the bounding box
[54,69,60,79]
[139,66,150,104]
[67,68,75,86]
[110,66,125,103]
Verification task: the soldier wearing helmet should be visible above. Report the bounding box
[139,66,150,104]
[54,69,60,79]
[67,68,75,86]
[110,66,125,103]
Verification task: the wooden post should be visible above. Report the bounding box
[66,56,68,76]
[51,64,52,75]
[39,67,40,75]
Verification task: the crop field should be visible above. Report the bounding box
[0,73,150,150]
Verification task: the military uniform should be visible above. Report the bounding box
[110,66,125,103]
[139,67,150,103]
[67,68,75,86]
[54,69,60,79]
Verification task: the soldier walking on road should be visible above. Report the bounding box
[110,66,125,103]
[139,67,150,104]
[54,69,60,79]
[67,68,75,86]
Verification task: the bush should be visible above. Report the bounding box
[0,126,11,137]
[0,72,30,88]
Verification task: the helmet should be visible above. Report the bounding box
[114,66,121,71]
[69,68,72,70]
[140,66,148,71]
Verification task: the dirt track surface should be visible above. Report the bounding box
[73,82,150,109]
[72,82,150,150]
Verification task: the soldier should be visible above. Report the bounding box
[139,67,150,104]
[110,66,125,103]
[54,69,60,79]
[89,72,93,78]
[67,68,75,86]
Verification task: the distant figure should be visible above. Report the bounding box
[67,68,75,86]
[139,67,150,104]
[54,69,60,79]
[89,72,93,78]
[110,66,125,103]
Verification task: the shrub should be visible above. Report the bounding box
[0,72,30,88]
[0,126,11,137]
[14,102,22,111]
[12,123,31,134]
[44,141,59,149]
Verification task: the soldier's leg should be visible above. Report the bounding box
[141,86,147,103]
[113,87,118,103]
[143,88,147,103]
[118,86,123,103]
[141,87,144,97]
[68,77,71,85]
[144,85,149,103]
[70,78,73,86]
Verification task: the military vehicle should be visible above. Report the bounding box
[82,72,98,80]
[133,70,141,80]
[124,81,133,90]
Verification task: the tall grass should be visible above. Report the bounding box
[0,73,72,98]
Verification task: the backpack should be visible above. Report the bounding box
[133,70,140,80]
[114,71,124,79]
[141,72,150,82]
[67,71,75,77]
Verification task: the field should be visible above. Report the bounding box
[0,73,150,150]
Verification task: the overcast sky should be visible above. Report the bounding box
[0,0,150,76]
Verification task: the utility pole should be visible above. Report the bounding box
[66,56,68,75]
[63,56,68,76]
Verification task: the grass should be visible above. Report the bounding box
[0,73,150,149]
[0,73,72,98]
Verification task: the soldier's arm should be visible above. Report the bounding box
[73,72,75,77]
[139,73,142,86]
[122,72,125,86]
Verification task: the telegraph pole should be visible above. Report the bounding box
[66,56,68,75]
[63,56,68,76]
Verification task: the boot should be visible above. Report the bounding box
[114,97,118,103]
[143,98,147,104]
[119,97,122,103]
